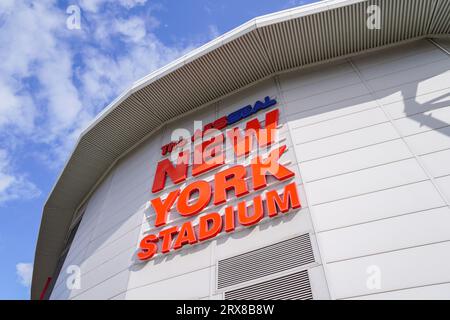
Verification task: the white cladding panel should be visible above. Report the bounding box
[51,39,450,300]
[285,38,450,300]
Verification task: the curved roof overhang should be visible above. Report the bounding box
[31,0,450,299]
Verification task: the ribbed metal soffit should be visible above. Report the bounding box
[217,234,315,289]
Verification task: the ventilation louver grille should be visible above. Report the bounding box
[217,234,314,289]
[224,270,312,300]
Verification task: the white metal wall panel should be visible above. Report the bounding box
[313,181,446,232]
[404,126,450,155]
[68,247,135,299]
[80,230,140,276]
[373,69,450,105]
[307,265,330,300]
[436,175,450,202]
[70,270,130,300]
[370,61,450,93]
[326,241,450,299]
[287,38,450,300]
[279,60,354,92]
[282,71,362,105]
[127,241,213,290]
[382,88,450,120]
[49,173,116,299]
[348,283,450,300]
[394,106,450,136]
[351,40,436,69]
[285,83,370,116]
[319,207,450,263]
[125,268,212,300]
[291,108,388,145]
[299,139,412,182]
[421,149,450,178]
[294,122,400,162]
[286,94,378,130]
[305,158,428,205]
[351,40,447,80]
[291,38,450,298]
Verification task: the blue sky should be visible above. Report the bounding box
[0,0,315,299]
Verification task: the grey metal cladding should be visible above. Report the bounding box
[224,270,313,300]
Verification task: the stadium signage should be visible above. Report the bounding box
[160,96,277,156]
[137,97,302,261]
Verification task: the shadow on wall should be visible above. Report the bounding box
[399,83,450,134]
[52,38,450,300]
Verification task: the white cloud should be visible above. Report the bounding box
[0,0,196,176]
[78,0,104,13]
[16,262,33,288]
[0,150,40,204]
[286,0,307,8]
[79,0,147,13]
[0,1,71,138]
[208,25,220,40]
[0,80,35,134]
[118,0,148,9]
[114,16,147,42]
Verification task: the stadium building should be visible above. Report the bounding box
[32,0,450,300]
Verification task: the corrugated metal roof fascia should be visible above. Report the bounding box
[83,97,162,155]
[132,32,275,125]
[130,21,259,93]
[430,0,450,34]
[82,0,361,134]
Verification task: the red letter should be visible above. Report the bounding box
[192,133,225,176]
[151,151,189,193]
[177,180,211,217]
[237,196,264,226]
[213,116,228,130]
[173,221,198,250]
[251,145,294,190]
[214,165,249,205]
[158,226,179,253]
[198,212,223,241]
[224,206,236,233]
[266,182,301,217]
[161,144,169,156]
[137,234,159,261]
[227,109,279,157]
[151,189,180,227]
